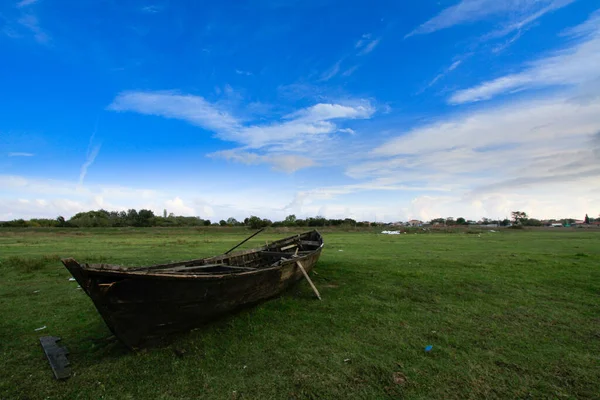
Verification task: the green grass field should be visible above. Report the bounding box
[1,228,599,399]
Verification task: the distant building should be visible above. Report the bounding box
[406,219,423,227]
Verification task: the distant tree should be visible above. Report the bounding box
[343,218,356,226]
[295,219,307,227]
[445,217,456,226]
[430,218,445,225]
[500,219,511,227]
[56,216,66,227]
[585,214,590,224]
[136,209,154,227]
[511,211,528,225]
[308,216,327,227]
[523,218,542,227]
[283,214,297,226]
[126,209,139,225]
[456,217,466,225]
[246,216,263,229]
[219,220,227,226]
[226,217,239,226]
[203,219,211,226]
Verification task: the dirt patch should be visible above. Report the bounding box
[392,372,407,385]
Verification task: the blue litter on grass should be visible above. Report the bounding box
[425,345,433,352]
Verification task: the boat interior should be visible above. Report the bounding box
[88,230,323,275]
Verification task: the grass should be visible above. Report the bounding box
[0,227,599,399]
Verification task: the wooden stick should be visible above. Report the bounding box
[296,261,321,300]
[224,228,265,254]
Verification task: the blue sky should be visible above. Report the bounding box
[1,0,599,222]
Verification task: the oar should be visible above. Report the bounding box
[296,261,322,300]
[224,228,265,254]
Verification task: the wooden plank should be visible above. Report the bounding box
[296,261,321,301]
[157,264,257,273]
[39,336,71,380]
[260,251,311,258]
[300,240,321,247]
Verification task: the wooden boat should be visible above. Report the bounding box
[61,230,323,349]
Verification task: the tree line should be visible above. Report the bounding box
[1,209,597,228]
[0,210,375,229]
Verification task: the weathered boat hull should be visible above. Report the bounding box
[62,230,323,349]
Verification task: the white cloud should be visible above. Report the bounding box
[372,97,599,157]
[235,69,253,76]
[405,0,575,38]
[164,197,195,216]
[109,91,240,133]
[450,11,600,104]
[0,175,167,220]
[8,152,34,157]
[270,155,315,172]
[287,103,374,121]
[330,90,600,220]
[109,91,375,168]
[0,174,297,222]
[212,149,315,173]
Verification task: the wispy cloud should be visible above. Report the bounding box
[109,91,375,170]
[213,149,315,173]
[235,69,253,76]
[8,152,34,157]
[78,145,101,185]
[16,13,49,44]
[449,10,600,104]
[362,94,600,197]
[16,0,38,8]
[79,127,102,185]
[420,59,464,93]
[141,5,161,13]
[355,33,372,49]
[109,91,240,133]
[355,32,381,56]
[319,33,381,82]
[405,0,575,39]
[319,59,342,81]
[342,65,359,77]
[357,37,380,55]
